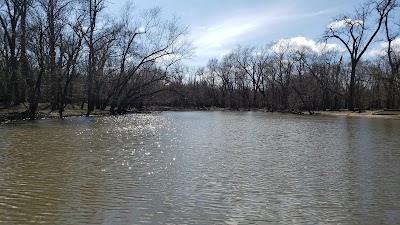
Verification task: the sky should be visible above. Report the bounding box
[106,0,369,66]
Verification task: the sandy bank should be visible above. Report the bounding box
[315,110,400,120]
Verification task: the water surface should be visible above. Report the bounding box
[1,111,400,224]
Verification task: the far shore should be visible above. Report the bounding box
[314,109,400,120]
[156,106,400,120]
[315,109,400,120]
[1,105,400,124]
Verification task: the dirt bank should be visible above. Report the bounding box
[315,110,400,120]
[0,104,110,124]
[2,105,400,124]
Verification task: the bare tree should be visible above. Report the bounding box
[0,0,21,105]
[272,40,294,111]
[383,4,400,108]
[234,46,272,108]
[324,0,396,111]
[72,0,120,117]
[38,0,72,111]
[108,4,192,114]
[18,0,33,107]
[302,49,345,110]
[26,9,46,119]
[58,17,85,118]
[83,0,106,116]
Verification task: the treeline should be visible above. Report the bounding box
[0,0,191,119]
[1,0,399,119]
[168,43,399,112]
[166,0,400,112]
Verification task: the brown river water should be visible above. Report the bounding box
[1,111,400,224]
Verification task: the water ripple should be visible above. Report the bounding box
[0,112,400,224]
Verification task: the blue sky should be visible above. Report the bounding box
[107,0,367,66]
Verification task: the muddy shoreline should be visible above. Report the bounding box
[314,109,400,120]
[1,106,400,124]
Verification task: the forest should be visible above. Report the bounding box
[0,0,399,120]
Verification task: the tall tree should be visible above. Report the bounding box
[27,9,46,119]
[58,8,85,118]
[383,4,400,108]
[18,0,32,105]
[40,0,71,111]
[0,0,21,105]
[84,0,105,116]
[324,0,396,111]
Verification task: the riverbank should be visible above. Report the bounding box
[314,109,400,120]
[2,105,400,124]
[144,106,400,120]
[0,104,111,124]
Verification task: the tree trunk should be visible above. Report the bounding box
[349,60,357,111]
[386,74,395,109]
[10,56,20,105]
[86,0,98,117]
[48,0,58,111]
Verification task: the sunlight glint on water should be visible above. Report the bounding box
[0,111,400,224]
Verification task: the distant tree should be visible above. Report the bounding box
[302,49,345,110]
[234,46,269,108]
[272,40,294,110]
[206,58,220,106]
[290,47,316,113]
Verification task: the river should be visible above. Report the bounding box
[1,111,400,224]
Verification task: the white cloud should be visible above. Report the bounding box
[194,21,257,50]
[367,49,386,57]
[189,6,333,66]
[382,37,400,50]
[367,37,400,57]
[181,1,338,66]
[328,19,363,30]
[271,36,343,54]
[192,12,277,60]
[190,18,265,65]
